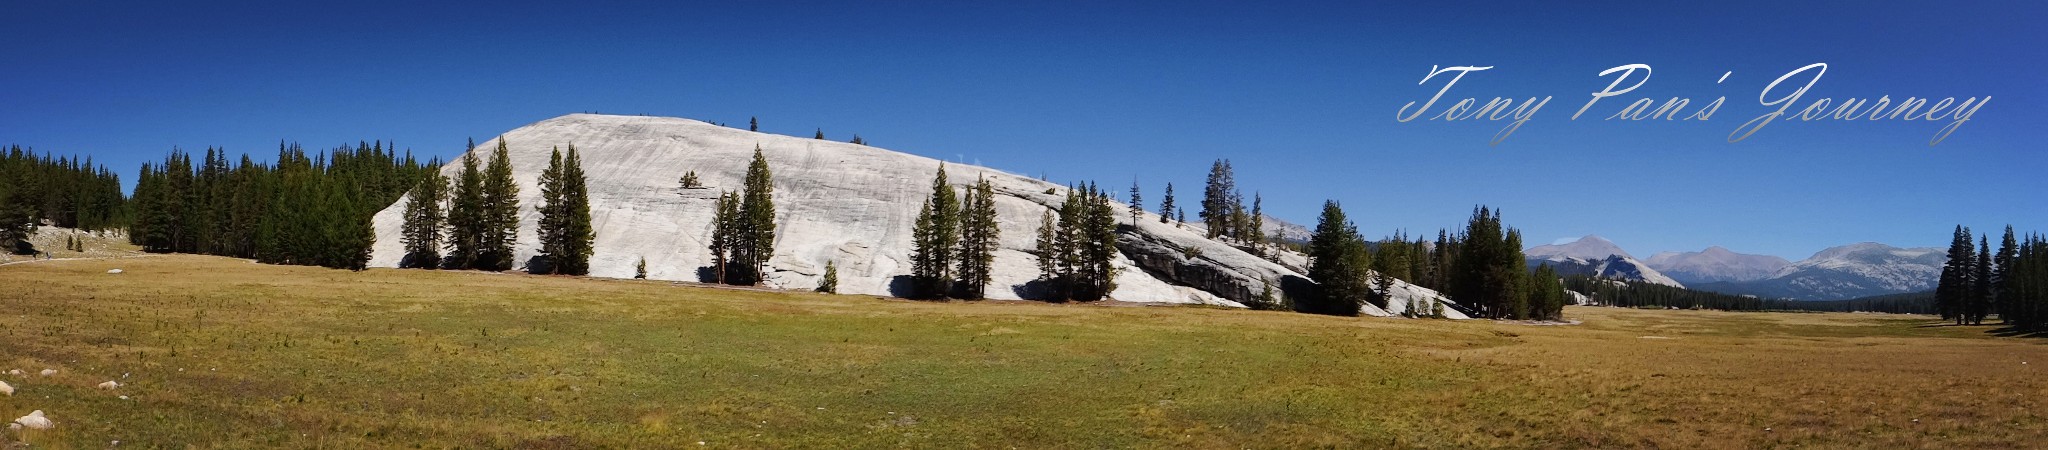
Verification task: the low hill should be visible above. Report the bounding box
[366,114,1456,315]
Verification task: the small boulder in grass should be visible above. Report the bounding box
[98,380,120,390]
[39,368,56,377]
[0,380,12,395]
[13,410,52,430]
[107,269,123,274]
[4,369,19,376]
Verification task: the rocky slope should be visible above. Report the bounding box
[367,114,1460,316]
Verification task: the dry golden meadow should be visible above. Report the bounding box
[0,254,2041,448]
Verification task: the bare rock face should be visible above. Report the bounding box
[367,114,1462,315]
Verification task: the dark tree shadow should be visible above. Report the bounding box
[8,240,36,255]
[1010,279,1058,303]
[524,256,556,275]
[1988,326,2048,338]
[887,275,920,299]
[695,266,719,283]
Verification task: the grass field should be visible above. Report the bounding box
[1,255,2043,448]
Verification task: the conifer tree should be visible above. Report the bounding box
[1158,182,1175,224]
[1937,226,1975,323]
[534,148,565,274]
[400,168,449,268]
[1128,180,1142,223]
[1305,200,1370,316]
[1971,237,1994,324]
[749,117,758,132]
[709,191,739,284]
[635,257,648,279]
[1247,193,1266,254]
[1997,226,2019,322]
[447,140,485,269]
[1034,209,1059,285]
[909,164,961,298]
[680,171,702,189]
[729,145,777,285]
[1200,159,1236,239]
[557,145,594,275]
[476,139,521,271]
[819,260,839,294]
[814,129,824,140]
[955,175,1000,299]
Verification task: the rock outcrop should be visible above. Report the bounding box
[367,114,1463,316]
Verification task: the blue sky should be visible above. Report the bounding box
[3,0,2043,260]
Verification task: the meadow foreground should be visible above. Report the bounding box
[1,255,2041,448]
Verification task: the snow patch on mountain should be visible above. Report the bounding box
[1643,246,1791,284]
[1525,235,1683,288]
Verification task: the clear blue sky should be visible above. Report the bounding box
[3,0,2043,260]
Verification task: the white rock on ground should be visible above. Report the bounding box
[97,380,120,390]
[38,369,55,377]
[13,410,51,430]
[4,369,19,376]
[366,114,1466,314]
[0,380,12,396]
[107,269,124,274]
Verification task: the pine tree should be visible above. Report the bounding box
[814,129,824,140]
[1200,160,1235,240]
[709,191,739,284]
[749,117,758,132]
[955,175,1000,299]
[476,139,521,271]
[1971,237,1993,325]
[729,145,777,285]
[1128,180,1142,223]
[534,148,565,274]
[557,145,594,275]
[1996,226,2019,323]
[1529,263,1566,321]
[1247,193,1266,253]
[1035,209,1059,287]
[1503,229,1530,319]
[400,168,449,268]
[818,260,839,294]
[635,256,648,279]
[680,171,702,189]
[1305,200,1370,316]
[908,164,961,298]
[1937,226,1974,323]
[447,140,485,269]
[1158,182,1175,224]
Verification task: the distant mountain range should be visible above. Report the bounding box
[1683,243,1946,301]
[1645,247,1790,284]
[1531,236,1945,301]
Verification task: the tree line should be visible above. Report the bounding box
[1937,225,2048,330]
[1563,276,1938,314]
[1295,203,1564,320]
[128,143,432,269]
[0,146,127,253]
